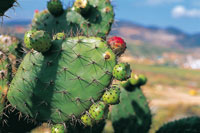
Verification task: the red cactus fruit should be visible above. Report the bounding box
[107,36,126,56]
[34,9,39,14]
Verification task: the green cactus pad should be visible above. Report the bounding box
[47,0,64,17]
[31,0,114,38]
[0,0,16,16]
[7,36,116,123]
[111,87,152,133]
[102,85,120,105]
[156,116,200,133]
[51,124,65,133]
[113,63,131,81]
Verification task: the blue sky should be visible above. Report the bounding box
[4,0,200,34]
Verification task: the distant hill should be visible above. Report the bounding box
[3,20,200,48]
[110,21,200,48]
[4,19,31,26]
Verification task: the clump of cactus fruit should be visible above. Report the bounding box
[1,0,199,132]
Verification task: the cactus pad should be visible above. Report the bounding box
[31,0,114,38]
[7,36,116,123]
[111,87,152,133]
[156,116,200,133]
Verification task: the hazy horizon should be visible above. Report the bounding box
[3,0,200,34]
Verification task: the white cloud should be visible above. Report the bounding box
[147,0,182,5]
[172,5,200,18]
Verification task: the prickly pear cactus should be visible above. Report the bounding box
[156,116,200,133]
[111,87,152,133]
[7,36,117,124]
[32,0,114,38]
[0,49,37,133]
[0,0,17,16]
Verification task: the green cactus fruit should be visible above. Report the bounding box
[121,78,139,92]
[72,0,90,14]
[31,0,114,38]
[24,29,37,49]
[28,30,52,53]
[47,0,64,17]
[156,116,200,133]
[51,124,65,133]
[111,87,152,133]
[121,74,148,91]
[89,101,106,121]
[102,85,120,105]
[81,113,93,126]
[138,74,147,86]
[7,36,116,123]
[0,0,16,16]
[53,32,66,40]
[129,74,140,86]
[113,63,131,81]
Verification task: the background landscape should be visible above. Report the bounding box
[1,0,200,132]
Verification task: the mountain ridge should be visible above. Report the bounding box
[3,19,200,48]
[111,21,200,48]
